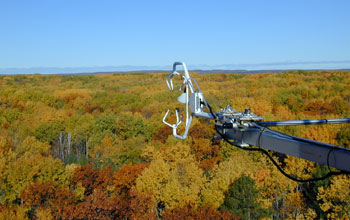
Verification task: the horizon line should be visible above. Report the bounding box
[1,60,350,74]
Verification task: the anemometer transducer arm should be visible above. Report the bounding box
[163,62,213,139]
[163,62,350,173]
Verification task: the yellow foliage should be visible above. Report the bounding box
[54,88,91,109]
[1,154,67,204]
[89,134,119,164]
[201,151,254,208]
[253,156,298,214]
[136,158,171,197]
[36,208,53,220]
[136,143,206,209]
[296,208,317,220]
[284,155,314,180]
[285,191,307,219]
[272,105,294,120]
[64,164,85,200]
[15,136,50,156]
[73,182,86,201]
[251,100,273,117]
[0,205,29,220]
[54,89,91,102]
[301,124,339,145]
[318,175,350,219]
[65,163,80,176]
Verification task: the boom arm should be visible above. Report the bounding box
[218,122,350,172]
[163,62,350,172]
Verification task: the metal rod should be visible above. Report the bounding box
[259,118,350,127]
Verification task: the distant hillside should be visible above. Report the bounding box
[1,63,349,75]
[84,69,350,76]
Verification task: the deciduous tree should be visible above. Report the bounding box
[136,143,207,209]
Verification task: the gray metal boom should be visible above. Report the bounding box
[218,126,350,172]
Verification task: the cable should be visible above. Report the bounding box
[205,101,350,183]
[327,147,334,172]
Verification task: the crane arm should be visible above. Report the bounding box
[216,124,350,172]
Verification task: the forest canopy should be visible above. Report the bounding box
[0,70,349,219]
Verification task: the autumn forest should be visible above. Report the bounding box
[0,70,350,219]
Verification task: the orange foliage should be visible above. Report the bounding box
[70,186,156,220]
[190,123,211,139]
[113,162,150,196]
[152,125,172,143]
[85,105,104,114]
[70,164,113,196]
[20,181,75,219]
[199,157,220,170]
[304,100,335,115]
[190,123,221,170]
[127,190,157,220]
[69,189,121,220]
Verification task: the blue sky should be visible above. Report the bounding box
[1,0,350,73]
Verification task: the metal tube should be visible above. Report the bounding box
[259,118,350,127]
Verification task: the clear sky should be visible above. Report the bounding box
[1,0,350,72]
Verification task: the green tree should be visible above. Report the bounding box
[89,113,116,147]
[34,121,65,143]
[220,174,271,220]
[116,113,152,140]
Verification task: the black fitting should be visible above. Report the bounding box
[222,122,233,129]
